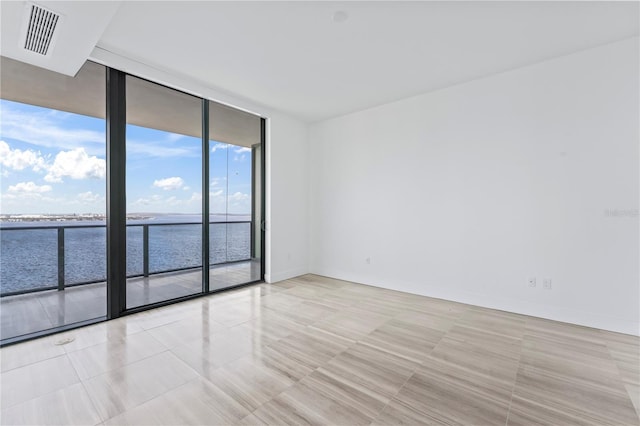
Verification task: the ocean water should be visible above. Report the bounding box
[0,215,252,294]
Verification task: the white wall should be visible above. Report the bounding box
[309,37,639,335]
[90,48,310,284]
[265,114,310,282]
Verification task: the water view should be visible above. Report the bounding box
[0,213,251,295]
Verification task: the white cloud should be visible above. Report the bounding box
[77,191,102,203]
[0,140,47,172]
[8,181,52,193]
[153,176,184,191]
[211,177,226,187]
[211,143,229,153]
[0,104,104,154]
[207,191,251,214]
[44,148,106,183]
[229,192,249,201]
[235,147,251,154]
[132,194,162,206]
[166,133,185,143]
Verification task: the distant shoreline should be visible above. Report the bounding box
[0,213,250,223]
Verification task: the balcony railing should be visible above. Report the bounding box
[0,221,251,297]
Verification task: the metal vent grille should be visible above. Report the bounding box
[23,4,60,55]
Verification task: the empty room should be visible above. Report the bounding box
[0,1,638,425]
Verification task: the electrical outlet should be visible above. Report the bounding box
[528,277,536,288]
[543,278,552,290]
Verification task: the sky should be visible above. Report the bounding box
[0,99,253,216]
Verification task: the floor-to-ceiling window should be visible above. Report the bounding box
[125,76,203,309]
[0,58,107,341]
[0,58,265,345]
[208,101,262,291]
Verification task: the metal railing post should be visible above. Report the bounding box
[143,224,149,277]
[57,227,65,291]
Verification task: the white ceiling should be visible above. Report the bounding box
[0,1,121,76]
[3,2,639,122]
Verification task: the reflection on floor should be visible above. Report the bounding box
[0,260,260,341]
[0,274,638,425]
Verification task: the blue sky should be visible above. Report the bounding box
[0,99,252,216]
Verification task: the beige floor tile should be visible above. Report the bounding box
[395,310,456,333]
[250,381,373,426]
[202,354,296,411]
[236,413,268,425]
[626,383,640,418]
[266,326,352,371]
[240,343,315,381]
[603,330,640,387]
[311,307,391,342]
[57,319,145,354]
[67,331,167,380]
[83,351,197,421]
[169,323,273,374]
[311,290,359,310]
[318,343,419,399]
[429,325,522,386]
[456,308,526,339]
[270,301,339,326]
[359,318,445,363]
[0,334,65,372]
[207,303,263,327]
[519,337,625,393]
[407,297,469,319]
[300,368,389,421]
[507,394,603,426]
[0,354,79,409]
[511,363,639,425]
[239,309,305,342]
[394,357,512,425]
[103,378,249,426]
[526,316,605,345]
[146,314,226,348]
[258,292,306,312]
[0,383,101,426]
[371,399,440,426]
[280,283,333,300]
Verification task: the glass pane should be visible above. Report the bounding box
[1,229,57,292]
[65,227,106,284]
[0,59,106,341]
[126,226,144,276]
[208,101,261,290]
[125,75,202,308]
[149,223,202,273]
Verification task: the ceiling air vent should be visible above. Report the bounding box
[23,3,61,56]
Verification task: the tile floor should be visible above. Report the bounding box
[0,274,638,425]
[0,260,261,341]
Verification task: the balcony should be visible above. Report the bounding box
[0,221,261,341]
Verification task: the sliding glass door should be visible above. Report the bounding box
[125,76,203,309]
[0,58,107,341]
[208,102,262,291]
